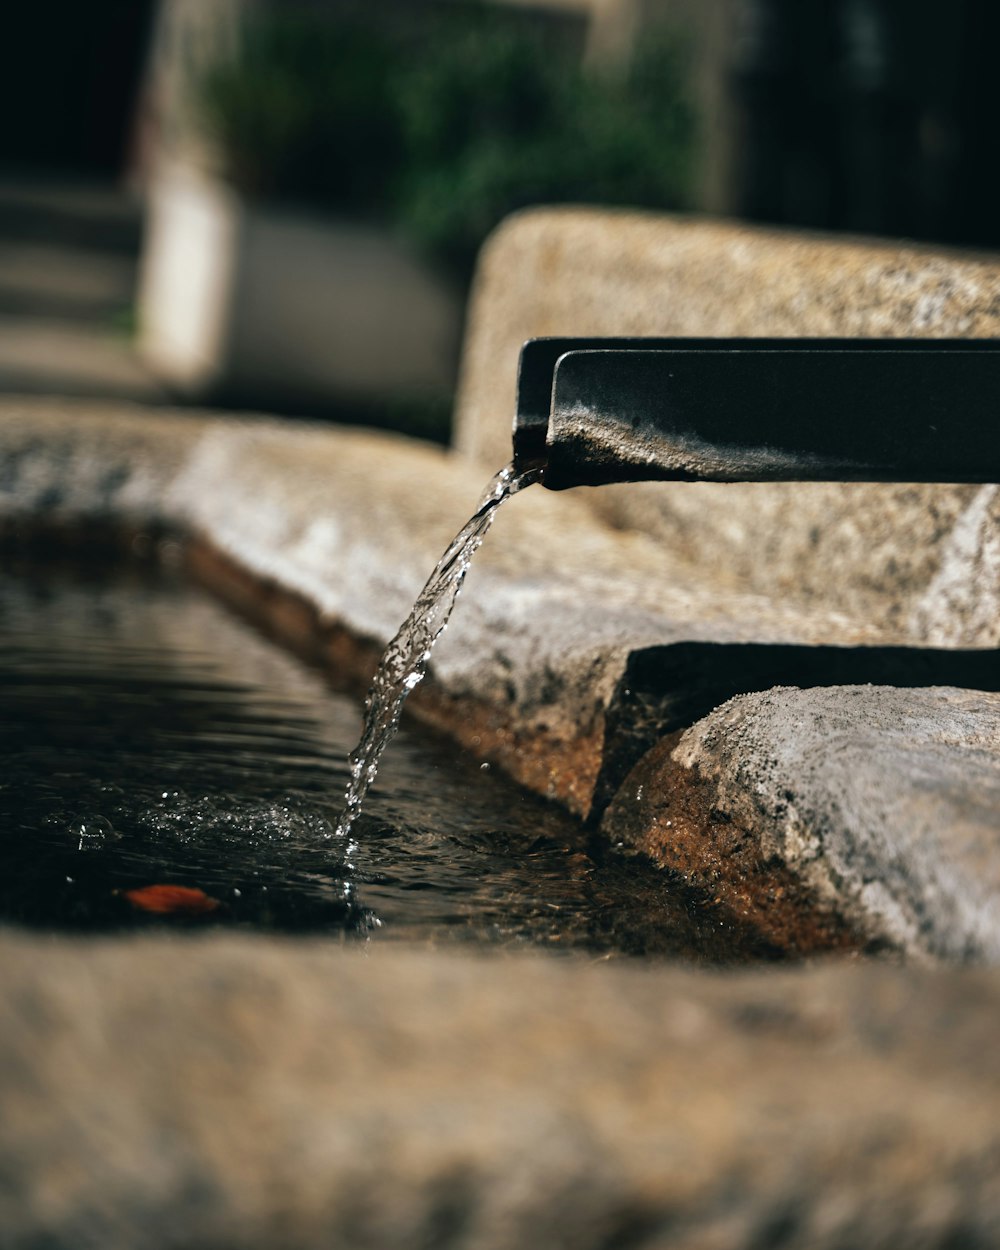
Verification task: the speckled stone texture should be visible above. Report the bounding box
[0,397,890,819]
[3,397,999,958]
[3,931,1000,1250]
[455,209,1000,644]
[0,396,211,524]
[604,685,1000,962]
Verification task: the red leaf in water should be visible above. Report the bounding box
[122,884,220,915]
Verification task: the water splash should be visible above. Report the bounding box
[334,462,541,839]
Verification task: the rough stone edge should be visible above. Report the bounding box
[3,930,1000,1249]
[604,685,1000,962]
[186,539,606,817]
[602,732,869,957]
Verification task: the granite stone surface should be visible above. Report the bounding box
[2,397,999,959]
[0,395,210,523]
[604,685,1000,962]
[454,209,1000,644]
[3,932,1000,1250]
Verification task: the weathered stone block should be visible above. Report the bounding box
[604,685,1000,961]
[4,399,998,955]
[455,209,1000,643]
[2,932,1000,1249]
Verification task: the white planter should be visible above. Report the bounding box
[138,162,461,406]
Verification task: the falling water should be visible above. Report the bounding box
[334,462,542,839]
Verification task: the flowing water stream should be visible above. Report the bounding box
[335,462,541,839]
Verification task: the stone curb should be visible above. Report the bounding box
[604,686,1000,962]
[2,931,1000,1250]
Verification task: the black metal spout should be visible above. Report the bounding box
[513,338,1000,489]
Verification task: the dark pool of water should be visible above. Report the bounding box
[0,563,772,960]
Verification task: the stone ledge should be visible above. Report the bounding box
[2,931,1000,1250]
[3,396,1000,959]
[605,685,1000,962]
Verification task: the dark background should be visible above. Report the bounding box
[2,0,999,250]
[728,0,1000,249]
[0,0,157,176]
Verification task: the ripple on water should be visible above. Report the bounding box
[0,566,777,962]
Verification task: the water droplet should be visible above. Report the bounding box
[76,814,113,851]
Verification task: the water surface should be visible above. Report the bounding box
[0,564,769,960]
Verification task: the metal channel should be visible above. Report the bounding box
[513,338,1000,488]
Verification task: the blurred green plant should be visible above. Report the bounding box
[195,9,695,280]
[198,15,402,215]
[395,16,695,277]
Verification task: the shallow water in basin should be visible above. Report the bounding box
[0,565,766,960]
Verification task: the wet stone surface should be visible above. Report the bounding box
[605,684,1000,962]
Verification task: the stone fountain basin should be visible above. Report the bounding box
[4,395,998,960]
[2,391,1000,1247]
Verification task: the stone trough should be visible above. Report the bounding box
[3,211,1000,1247]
